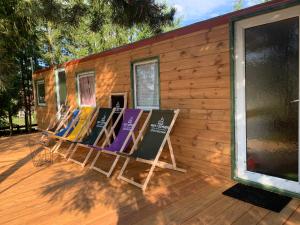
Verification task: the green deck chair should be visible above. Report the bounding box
[118,109,186,191]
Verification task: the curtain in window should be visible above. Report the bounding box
[78,75,96,106]
[135,62,159,108]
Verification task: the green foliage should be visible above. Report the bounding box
[234,0,271,10]
[234,0,244,10]
[35,0,179,65]
[0,0,179,132]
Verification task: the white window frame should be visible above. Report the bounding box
[36,80,46,106]
[133,59,160,110]
[76,71,96,107]
[235,5,300,194]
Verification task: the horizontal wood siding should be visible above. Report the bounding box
[33,24,231,180]
[33,69,57,130]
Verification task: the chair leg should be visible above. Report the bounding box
[90,151,101,168]
[118,157,130,180]
[142,162,157,192]
[90,151,120,177]
[52,141,62,153]
[167,137,177,169]
[63,143,74,159]
[81,148,93,167]
[68,144,79,162]
[106,155,120,177]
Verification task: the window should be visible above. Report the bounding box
[36,80,46,106]
[132,59,160,110]
[77,72,96,106]
[55,69,67,106]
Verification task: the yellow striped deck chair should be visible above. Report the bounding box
[51,106,96,158]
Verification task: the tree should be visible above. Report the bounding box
[234,0,271,10]
[0,74,22,135]
[0,0,178,133]
[35,0,178,65]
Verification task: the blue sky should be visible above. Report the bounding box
[165,0,263,26]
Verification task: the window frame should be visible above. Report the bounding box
[76,71,96,107]
[131,57,160,110]
[55,68,67,107]
[36,79,46,106]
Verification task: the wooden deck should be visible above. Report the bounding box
[0,133,299,225]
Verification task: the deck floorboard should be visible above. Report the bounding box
[0,133,298,225]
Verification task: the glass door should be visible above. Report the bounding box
[235,5,300,195]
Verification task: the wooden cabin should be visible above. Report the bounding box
[32,0,300,198]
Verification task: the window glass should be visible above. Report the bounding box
[77,72,96,106]
[133,59,159,109]
[37,80,46,106]
[245,17,299,181]
[57,71,67,105]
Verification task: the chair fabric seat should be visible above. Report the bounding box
[94,109,142,152]
[66,107,94,141]
[130,110,174,160]
[55,109,80,137]
[81,108,114,145]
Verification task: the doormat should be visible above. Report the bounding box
[222,183,291,212]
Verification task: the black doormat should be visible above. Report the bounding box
[222,183,291,212]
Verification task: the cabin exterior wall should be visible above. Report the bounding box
[33,24,231,179]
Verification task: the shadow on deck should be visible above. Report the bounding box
[0,133,299,225]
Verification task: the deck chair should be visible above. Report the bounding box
[47,104,72,133]
[51,106,96,158]
[39,104,72,142]
[90,109,143,177]
[68,107,117,167]
[40,108,79,146]
[42,109,80,138]
[117,109,186,191]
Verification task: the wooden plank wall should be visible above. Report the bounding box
[33,69,57,129]
[33,24,231,180]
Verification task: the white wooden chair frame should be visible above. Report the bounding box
[39,105,73,144]
[51,107,97,158]
[47,107,81,152]
[90,109,143,177]
[68,108,119,167]
[118,109,186,191]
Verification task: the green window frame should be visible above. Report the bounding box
[36,79,46,106]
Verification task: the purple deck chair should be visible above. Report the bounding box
[90,108,143,177]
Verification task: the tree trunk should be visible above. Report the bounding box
[28,107,32,131]
[20,58,29,132]
[8,110,13,136]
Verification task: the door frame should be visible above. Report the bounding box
[231,3,300,198]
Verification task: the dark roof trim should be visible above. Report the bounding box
[34,0,295,74]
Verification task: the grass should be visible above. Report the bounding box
[3,113,36,127]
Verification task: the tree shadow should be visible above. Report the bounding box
[0,166,47,194]
[39,158,188,224]
[0,145,44,184]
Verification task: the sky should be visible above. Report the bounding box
[165,0,263,26]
